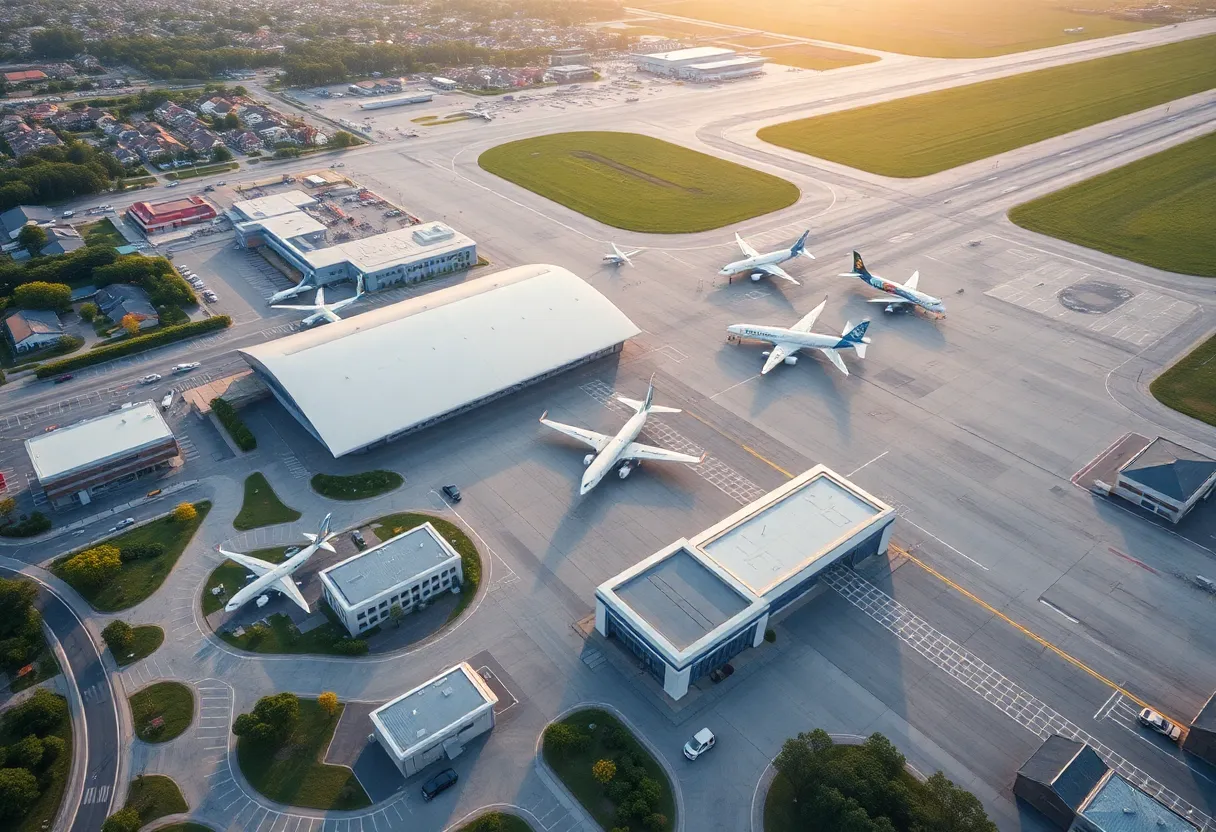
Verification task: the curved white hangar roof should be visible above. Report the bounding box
[240,263,640,457]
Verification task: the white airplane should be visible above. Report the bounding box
[840,250,945,315]
[273,275,364,326]
[727,297,871,376]
[268,279,314,305]
[539,378,706,495]
[218,513,337,614]
[603,242,641,267]
[719,230,813,284]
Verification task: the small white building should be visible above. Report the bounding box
[319,523,463,636]
[430,76,457,90]
[1112,437,1216,524]
[370,662,497,777]
[546,65,596,84]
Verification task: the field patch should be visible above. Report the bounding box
[1009,131,1216,277]
[758,35,1216,177]
[1151,334,1216,429]
[479,132,799,233]
[758,44,879,71]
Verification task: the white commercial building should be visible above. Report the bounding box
[359,93,435,110]
[239,264,640,457]
[1111,437,1216,524]
[596,466,895,700]
[633,46,736,76]
[371,662,498,777]
[320,524,463,636]
[681,55,767,82]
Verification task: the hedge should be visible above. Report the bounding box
[0,512,52,538]
[211,398,256,452]
[36,316,231,378]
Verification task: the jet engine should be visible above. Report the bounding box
[583,454,595,466]
[750,272,763,282]
[618,461,635,479]
[785,355,798,365]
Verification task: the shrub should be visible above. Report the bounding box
[101,807,142,832]
[634,777,661,810]
[0,511,51,538]
[544,722,587,757]
[606,777,633,804]
[172,502,197,522]
[36,316,231,377]
[11,735,43,769]
[211,397,256,451]
[645,813,668,832]
[62,544,121,589]
[119,542,165,562]
[40,735,65,765]
[318,691,338,717]
[334,638,368,655]
[79,302,99,321]
[0,767,40,820]
[7,689,67,736]
[102,619,135,653]
[593,758,616,784]
[603,724,628,750]
[765,628,776,643]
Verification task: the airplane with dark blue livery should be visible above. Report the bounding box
[840,250,945,316]
[727,296,871,376]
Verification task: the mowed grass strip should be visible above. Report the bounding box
[758,35,1216,177]
[130,681,195,743]
[234,472,302,530]
[1151,334,1216,429]
[1009,131,1216,277]
[479,132,799,233]
[125,775,188,823]
[757,44,879,72]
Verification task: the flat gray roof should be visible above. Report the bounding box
[321,524,457,608]
[614,547,750,650]
[700,474,882,595]
[372,663,495,757]
[25,402,175,483]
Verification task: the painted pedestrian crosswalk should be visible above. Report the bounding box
[82,785,111,805]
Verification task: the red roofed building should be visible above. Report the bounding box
[4,69,48,84]
[126,196,218,234]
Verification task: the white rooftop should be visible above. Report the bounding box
[26,402,175,483]
[687,56,768,71]
[640,46,735,63]
[321,524,458,609]
[231,190,316,221]
[240,263,640,456]
[371,663,496,758]
[302,222,472,272]
[253,211,327,241]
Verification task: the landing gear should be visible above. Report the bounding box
[618,460,637,479]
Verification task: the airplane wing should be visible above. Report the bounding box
[819,348,850,376]
[735,233,759,258]
[867,297,911,305]
[761,342,799,375]
[790,297,828,333]
[219,548,275,576]
[622,441,704,465]
[318,307,343,323]
[539,413,611,451]
[903,270,920,291]
[271,304,320,311]
[275,576,311,613]
[756,263,800,285]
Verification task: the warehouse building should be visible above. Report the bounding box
[371,662,498,777]
[240,263,640,457]
[596,466,895,699]
[25,402,179,508]
[681,55,767,82]
[1111,437,1216,524]
[546,65,596,84]
[633,46,737,76]
[359,93,435,110]
[126,196,218,234]
[320,524,463,636]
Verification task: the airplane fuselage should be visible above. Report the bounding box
[721,250,791,276]
[224,548,314,612]
[726,324,848,351]
[861,274,944,313]
[581,409,649,494]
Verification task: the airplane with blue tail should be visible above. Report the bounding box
[719,229,814,284]
[727,296,871,376]
[839,250,945,315]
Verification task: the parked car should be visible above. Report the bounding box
[683,728,716,760]
[44,425,58,432]
[350,530,366,550]
[1138,708,1182,741]
[139,373,162,384]
[420,769,458,801]
[172,362,200,373]
[61,210,75,218]
[442,484,462,502]
[53,374,74,384]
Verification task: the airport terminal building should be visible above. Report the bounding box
[595,466,895,699]
[632,46,767,82]
[239,264,640,457]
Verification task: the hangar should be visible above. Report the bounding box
[239,263,640,457]
[595,465,895,699]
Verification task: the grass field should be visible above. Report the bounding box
[217,608,368,655]
[54,502,211,612]
[370,513,482,623]
[130,681,194,743]
[479,132,799,233]
[165,162,238,180]
[456,813,535,832]
[125,775,188,823]
[1009,132,1216,277]
[310,470,403,500]
[114,625,165,667]
[237,699,370,810]
[1151,334,1216,429]
[80,218,125,247]
[758,35,1216,177]
[0,697,71,832]
[756,44,879,71]
[234,472,302,530]
[631,0,1153,57]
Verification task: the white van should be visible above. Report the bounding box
[160,391,174,410]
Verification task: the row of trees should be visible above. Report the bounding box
[0,577,45,676]
[0,689,69,822]
[281,41,551,87]
[232,692,338,745]
[0,143,123,214]
[59,504,193,590]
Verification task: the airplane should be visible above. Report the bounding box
[719,230,814,284]
[839,250,945,315]
[272,275,364,326]
[268,279,314,305]
[727,297,871,376]
[218,513,338,614]
[539,377,706,495]
[603,242,642,267]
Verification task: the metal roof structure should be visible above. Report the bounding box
[371,663,496,758]
[320,523,458,608]
[252,211,328,242]
[1080,774,1198,832]
[302,222,472,271]
[638,46,735,63]
[26,402,174,483]
[240,263,640,456]
[1017,735,1108,810]
[686,56,768,71]
[231,191,317,221]
[1119,437,1216,502]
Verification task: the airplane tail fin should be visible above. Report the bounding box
[643,374,655,411]
[791,230,814,259]
[840,320,871,357]
[354,274,364,299]
[851,250,869,276]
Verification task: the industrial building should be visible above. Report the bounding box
[370,662,497,777]
[633,46,767,81]
[430,76,457,90]
[239,263,639,457]
[546,65,596,84]
[550,47,590,66]
[231,190,475,291]
[1110,437,1216,524]
[1014,734,1197,830]
[359,93,434,110]
[320,524,463,636]
[25,402,179,508]
[126,196,218,234]
[595,466,895,699]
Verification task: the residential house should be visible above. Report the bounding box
[95,285,159,329]
[4,309,66,354]
[257,125,290,146]
[30,103,60,122]
[51,106,106,132]
[1,205,54,239]
[42,226,84,256]
[223,130,262,154]
[6,123,65,157]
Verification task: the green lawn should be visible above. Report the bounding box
[165,162,238,180]
[371,513,482,623]
[0,695,72,832]
[113,625,165,667]
[479,132,799,233]
[756,44,879,71]
[631,0,1152,58]
[456,813,536,832]
[234,472,302,530]
[542,709,676,832]
[80,218,125,247]
[1009,131,1216,277]
[217,608,368,656]
[1151,334,1216,429]
[130,681,195,743]
[153,825,214,832]
[125,775,188,823]
[310,470,403,501]
[53,502,211,612]
[236,699,370,810]
[758,34,1216,177]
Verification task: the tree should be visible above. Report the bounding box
[0,498,17,521]
[773,729,833,805]
[101,806,142,832]
[592,758,616,784]
[913,772,997,832]
[7,689,67,737]
[543,723,587,756]
[11,735,43,770]
[173,502,197,523]
[222,113,241,130]
[211,145,233,163]
[232,692,299,746]
[30,28,85,59]
[388,603,404,627]
[318,691,338,717]
[14,281,72,311]
[61,545,121,589]
[17,225,47,255]
[119,313,143,336]
[233,85,248,96]
[78,302,99,322]
[0,767,40,820]
[40,735,66,765]
[102,620,135,653]
[331,130,356,148]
